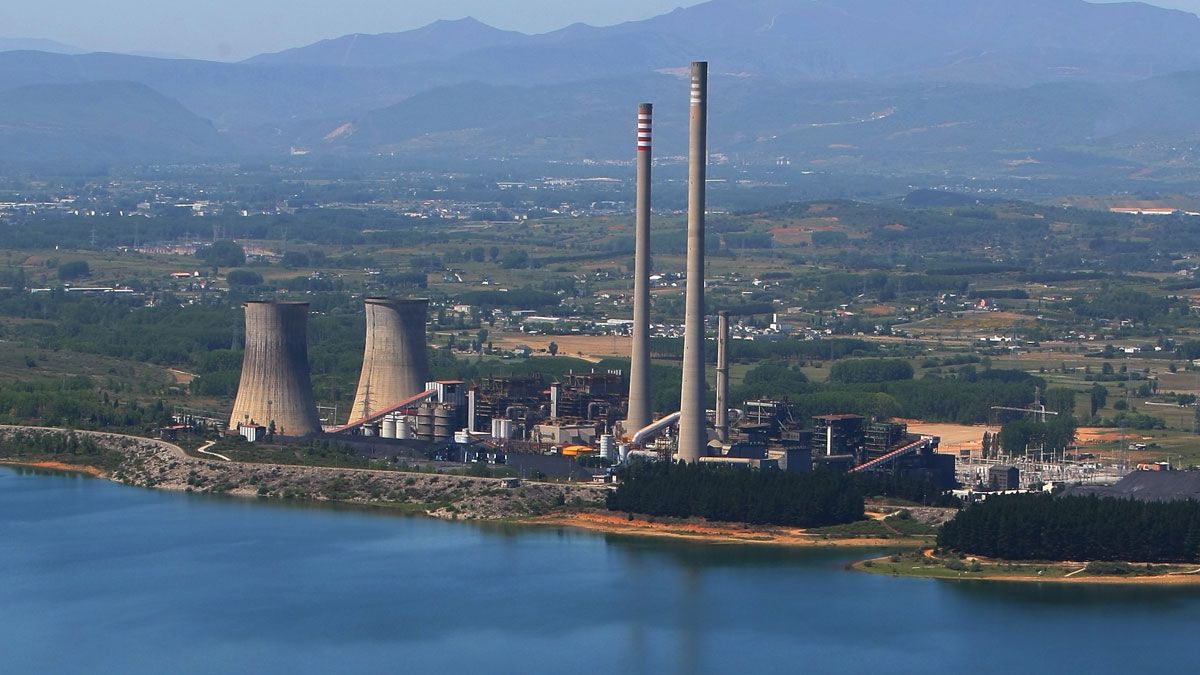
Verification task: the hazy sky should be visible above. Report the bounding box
[2,0,1198,61]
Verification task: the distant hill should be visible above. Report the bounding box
[314,71,1200,181]
[4,0,1200,176]
[0,81,227,167]
[246,18,527,67]
[0,37,83,55]
[248,0,1200,84]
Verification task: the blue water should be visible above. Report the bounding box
[2,467,1198,674]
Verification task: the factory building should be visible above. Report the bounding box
[217,58,955,492]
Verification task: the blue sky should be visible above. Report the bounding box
[1,0,1197,61]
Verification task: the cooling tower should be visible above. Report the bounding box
[229,301,322,437]
[348,298,429,423]
[716,310,730,443]
[625,102,654,436]
[676,61,709,463]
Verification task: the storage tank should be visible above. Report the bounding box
[599,434,615,460]
[433,405,453,441]
[417,403,435,441]
[381,415,398,439]
[397,417,414,440]
[491,418,513,441]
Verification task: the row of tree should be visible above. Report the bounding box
[607,462,865,527]
[0,429,125,472]
[939,493,1200,563]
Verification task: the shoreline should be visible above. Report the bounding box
[0,425,609,521]
[0,459,107,477]
[853,554,1200,585]
[0,427,932,548]
[527,511,931,548]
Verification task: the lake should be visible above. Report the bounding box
[2,466,1197,674]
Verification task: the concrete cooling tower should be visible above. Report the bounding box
[348,298,429,423]
[229,301,322,437]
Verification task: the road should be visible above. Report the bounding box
[195,440,232,462]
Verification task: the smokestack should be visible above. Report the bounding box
[349,298,429,423]
[467,387,478,433]
[229,301,321,437]
[625,102,653,436]
[676,61,708,463]
[716,310,730,443]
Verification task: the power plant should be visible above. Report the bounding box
[625,102,653,436]
[229,301,322,437]
[349,298,430,423]
[212,59,953,489]
[676,60,709,463]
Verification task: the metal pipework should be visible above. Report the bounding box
[625,102,654,436]
[229,301,322,437]
[676,61,708,463]
[716,310,730,443]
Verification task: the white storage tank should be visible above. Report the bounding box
[381,415,398,439]
[397,417,414,440]
[491,418,513,441]
[599,434,614,460]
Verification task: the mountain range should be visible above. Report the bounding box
[5,0,1200,178]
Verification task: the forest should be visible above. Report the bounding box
[938,493,1200,563]
[607,462,865,527]
[0,429,126,472]
[605,462,960,526]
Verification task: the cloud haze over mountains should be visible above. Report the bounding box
[3,0,1200,180]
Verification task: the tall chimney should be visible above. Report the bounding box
[229,301,322,437]
[625,102,654,437]
[349,298,429,423]
[716,310,730,443]
[676,61,708,463]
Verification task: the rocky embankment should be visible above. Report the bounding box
[0,426,607,520]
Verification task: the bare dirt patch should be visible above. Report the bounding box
[492,334,630,361]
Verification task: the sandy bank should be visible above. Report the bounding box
[0,459,106,477]
[853,555,1200,585]
[528,511,930,548]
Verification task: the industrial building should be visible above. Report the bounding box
[218,61,955,491]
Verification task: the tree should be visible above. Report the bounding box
[548,341,559,356]
[226,269,263,286]
[500,249,530,269]
[56,260,90,281]
[281,251,310,268]
[196,240,246,268]
[828,358,914,384]
[1045,388,1076,416]
[1090,384,1108,417]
